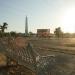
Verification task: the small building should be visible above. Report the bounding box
[37,29,50,37]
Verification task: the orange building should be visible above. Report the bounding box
[37,29,50,37]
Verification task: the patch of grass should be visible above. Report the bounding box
[64,44,75,47]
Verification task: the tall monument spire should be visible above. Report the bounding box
[25,16,28,36]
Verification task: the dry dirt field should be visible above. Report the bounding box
[1,37,75,75]
[29,38,75,75]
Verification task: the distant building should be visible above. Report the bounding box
[37,29,50,37]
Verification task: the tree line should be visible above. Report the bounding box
[0,22,19,37]
[0,22,75,38]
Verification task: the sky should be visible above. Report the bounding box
[0,0,75,33]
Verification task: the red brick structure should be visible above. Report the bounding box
[37,29,50,37]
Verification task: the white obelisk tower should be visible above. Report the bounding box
[25,16,28,36]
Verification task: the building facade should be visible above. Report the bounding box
[37,29,50,37]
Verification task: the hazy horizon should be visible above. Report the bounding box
[0,0,75,33]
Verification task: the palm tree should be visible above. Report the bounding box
[0,22,8,33]
[0,22,8,37]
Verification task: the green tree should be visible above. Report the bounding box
[10,31,16,37]
[29,31,33,36]
[0,22,8,33]
[0,22,8,37]
[54,27,63,38]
